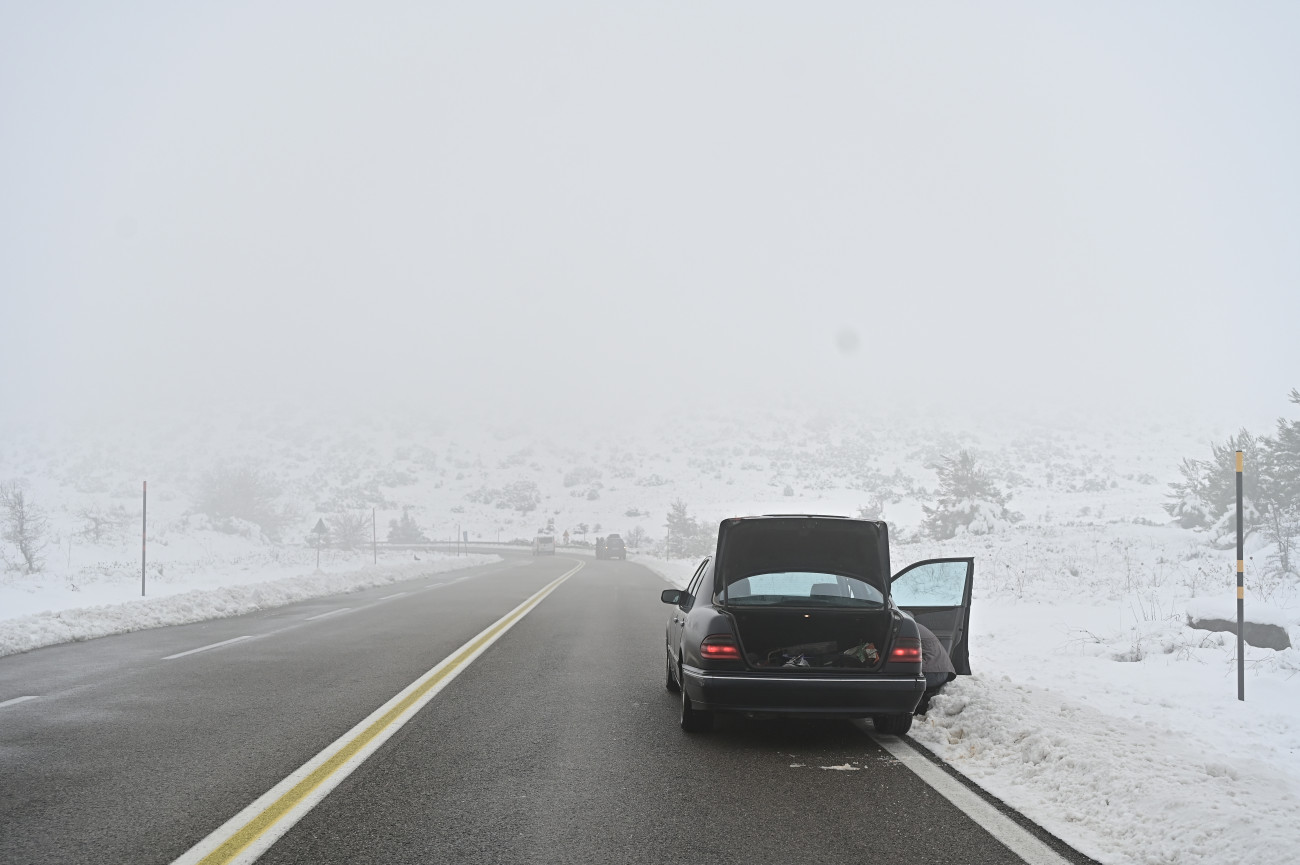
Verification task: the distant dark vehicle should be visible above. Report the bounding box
[661,515,972,734]
[596,533,626,560]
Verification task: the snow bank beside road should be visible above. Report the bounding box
[0,554,498,658]
[911,675,1300,865]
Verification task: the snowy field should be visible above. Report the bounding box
[2,403,1298,864]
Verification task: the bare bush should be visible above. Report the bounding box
[195,465,294,540]
[1,481,49,574]
[331,511,373,550]
[76,504,129,544]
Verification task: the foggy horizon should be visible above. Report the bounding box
[3,3,1297,428]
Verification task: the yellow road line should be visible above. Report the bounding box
[173,560,583,865]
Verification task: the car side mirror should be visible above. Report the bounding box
[661,589,685,605]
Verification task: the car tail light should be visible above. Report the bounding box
[700,635,742,660]
[889,638,922,662]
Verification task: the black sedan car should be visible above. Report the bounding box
[662,515,972,734]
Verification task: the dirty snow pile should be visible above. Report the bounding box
[0,552,497,658]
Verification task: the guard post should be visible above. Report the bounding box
[141,481,147,597]
[1236,450,1244,702]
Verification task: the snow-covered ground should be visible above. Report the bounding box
[0,550,499,657]
[3,403,1297,864]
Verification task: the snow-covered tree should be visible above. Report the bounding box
[921,451,1019,540]
[1165,392,1300,571]
[1164,430,1264,544]
[665,499,714,558]
[387,507,428,544]
[1260,390,1300,578]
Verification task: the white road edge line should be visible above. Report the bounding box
[171,560,583,865]
[0,695,39,709]
[304,608,351,621]
[379,592,408,600]
[163,636,255,661]
[867,732,1071,865]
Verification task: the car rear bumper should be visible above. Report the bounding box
[681,665,925,717]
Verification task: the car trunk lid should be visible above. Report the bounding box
[716,516,895,672]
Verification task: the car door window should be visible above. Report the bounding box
[890,560,969,607]
[891,558,974,675]
[682,558,709,609]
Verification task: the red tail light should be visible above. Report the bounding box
[700,635,742,660]
[889,638,922,662]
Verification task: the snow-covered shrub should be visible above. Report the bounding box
[563,466,602,488]
[496,480,541,513]
[920,451,1021,540]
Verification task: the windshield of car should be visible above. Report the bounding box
[724,571,884,607]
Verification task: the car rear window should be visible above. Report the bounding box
[725,571,884,607]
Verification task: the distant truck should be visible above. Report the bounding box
[596,534,626,560]
[532,534,556,556]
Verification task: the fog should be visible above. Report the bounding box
[3,2,1297,428]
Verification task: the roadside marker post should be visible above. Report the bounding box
[1236,450,1245,702]
[372,508,377,565]
[141,481,147,597]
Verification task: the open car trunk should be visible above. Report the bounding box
[715,517,896,671]
[729,607,895,671]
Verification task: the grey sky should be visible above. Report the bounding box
[3,2,1297,424]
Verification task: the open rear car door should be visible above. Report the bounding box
[890,558,974,675]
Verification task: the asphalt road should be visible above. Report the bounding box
[0,554,1095,865]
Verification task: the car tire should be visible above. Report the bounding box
[872,713,913,735]
[665,650,680,693]
[679,667,713,733]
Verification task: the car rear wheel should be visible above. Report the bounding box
[679,668,713,733]
[872,713,913,735]
[665,650,680,693]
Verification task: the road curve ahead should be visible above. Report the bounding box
[0,554,1095,865]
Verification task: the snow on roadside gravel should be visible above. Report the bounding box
[0,553,499,658]
[910,675,1300,865]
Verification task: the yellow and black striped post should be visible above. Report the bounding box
[1236,450,1244,702]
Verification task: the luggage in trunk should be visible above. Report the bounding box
[729,608,894,671]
